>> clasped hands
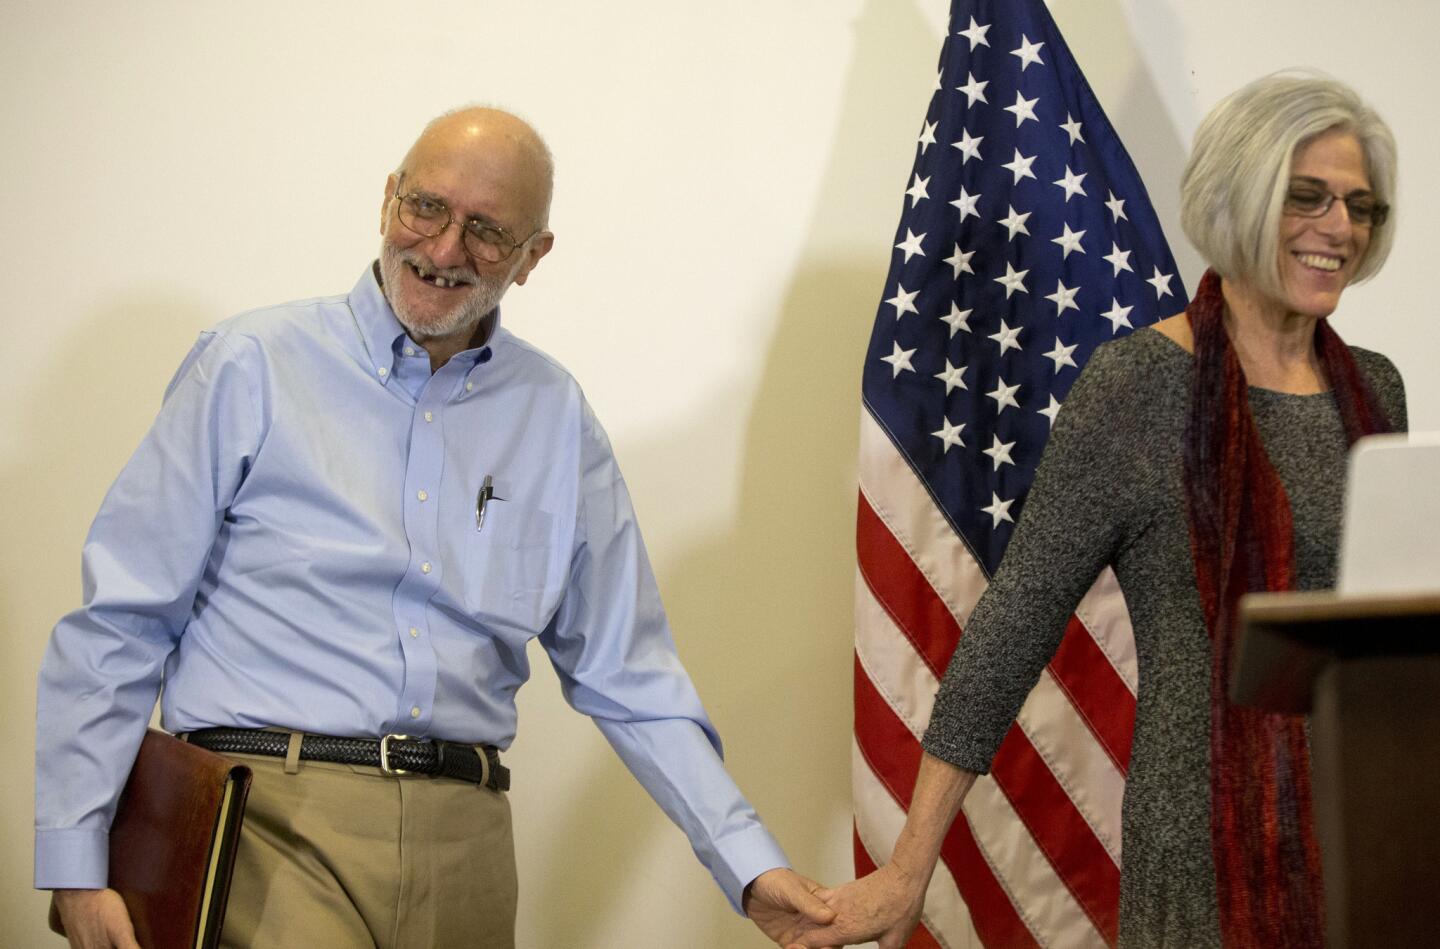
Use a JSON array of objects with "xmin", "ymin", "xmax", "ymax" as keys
[{"xmin": 745, "ymin": 861, "xmax": 927, "ymax": 949}]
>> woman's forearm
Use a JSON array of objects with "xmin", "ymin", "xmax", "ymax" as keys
[{"xmin": 889, "ymin": 752, "xmax": 978, "ymax": 886}]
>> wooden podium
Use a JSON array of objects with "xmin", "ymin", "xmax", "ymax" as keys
[{"xmin": 1234, "ymin": 590, "xmax": 1440, "ymax": 948}]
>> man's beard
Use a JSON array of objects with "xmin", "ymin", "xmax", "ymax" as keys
[{"xmin": 379, "ymin": 240, "xmax": 515, "ymax": 343}]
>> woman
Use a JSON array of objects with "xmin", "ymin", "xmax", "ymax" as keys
[{"xmin": 796, "ymin": 72, "xmax": 1405, "ymax": 948}]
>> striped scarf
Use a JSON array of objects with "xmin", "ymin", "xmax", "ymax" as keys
[{"xmin": 1182, "ymin": 268, "xmax": 1390, "ymax": 946}]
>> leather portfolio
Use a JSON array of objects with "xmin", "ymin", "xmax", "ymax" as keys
[{"xmin": 48, "ymin": 728, "xmax": 252, "ymax": 949}]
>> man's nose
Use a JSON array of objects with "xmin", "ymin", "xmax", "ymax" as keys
[{"xmin": 426, "ymin": 222, "xmax": 471, "ymax": 268}]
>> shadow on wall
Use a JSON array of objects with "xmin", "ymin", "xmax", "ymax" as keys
[
  {"xmin": 518, "ymin": 0, "xmax": 1192, "ymax": 944},
  {"xmin": 0, "ymin": 296, "xmax": 210, "ymax": 938},
  {"xmin": 509, "ymin": 1, "xmax": 1199, "ymax": 943},
  {"xmin": 516, "ymin": 0, "xmax": 942, "ymax": 944}
]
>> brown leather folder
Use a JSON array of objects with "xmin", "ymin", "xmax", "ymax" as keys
[{"xmin": 48, "ymin": 729, "xmax": 252, "ymax": 949}]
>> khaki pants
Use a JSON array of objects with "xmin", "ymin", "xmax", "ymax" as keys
[{"xmin": 218, "ymin": 748, "xmax": 517, "ymax": 949}]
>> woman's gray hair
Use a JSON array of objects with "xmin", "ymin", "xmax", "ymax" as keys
[{"xmin": 1180, "ymin": 70, "xmax": 1397, "ymax": 300}]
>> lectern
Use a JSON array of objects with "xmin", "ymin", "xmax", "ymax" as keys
[{"xmin": 1234, "ymin": 590, "xmax": 1440, "ymax": 948}]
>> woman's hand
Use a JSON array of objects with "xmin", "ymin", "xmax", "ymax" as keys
[{"xmin": 783, "ymin": 861, "xmax": 928, "ymax": 949}]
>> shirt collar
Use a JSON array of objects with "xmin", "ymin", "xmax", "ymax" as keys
[{"xmin": 348, "ymin": 261, "xmax": 505, "ymax": 383}]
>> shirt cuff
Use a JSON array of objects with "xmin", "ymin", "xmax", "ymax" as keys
[
  {"xmin": 706, "ymin": 821, "xmax": 790, "ymax": 914},
  {"xmin": 34, "ymin": 829, "xmax": 109, "ymax": 889}
]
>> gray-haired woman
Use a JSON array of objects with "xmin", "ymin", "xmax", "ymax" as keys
[{"xmin": 791, "ymin": 72, "xmax": 1406, "ymax": 949}]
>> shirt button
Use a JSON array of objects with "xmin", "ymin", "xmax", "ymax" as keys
[
  {"xmin": 409, "ymin": 627, "xmax": 419, "ymax": 638},
  {"xmin": 465, "ymin": 382, "xmax": 474, "ymax": 391},
  {"xmin": 410, "ymin": 706, "xmax": 421, "ymax": 719},
  {"xmin": 404, "ymin": 346, "xmax": 415, "ymax": 356},
  {"xmin": 421, "ymin": 562, "xmax": 432, "ymax": 574},
  {"xmin": 378, "ymin": 367, "xmax": 389, "ymax": 378},
  {"xmin": 417, "ymin": 490, "xmax": 428, "ymax": 502},
  {"xmin": 424, "ymin": 411, "xmax": 434, "ymax": 423}
]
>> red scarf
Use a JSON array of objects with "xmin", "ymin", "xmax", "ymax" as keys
[{"xmin": 1182, "ymin": 269, "xmax": 1389, "ymax": 946}]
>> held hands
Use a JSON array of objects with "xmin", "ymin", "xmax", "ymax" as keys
[
  {"xmin": 52, "ymin": 889, "xmax": 141, "ymax": 949},
  {"xmin": 743, "ymin": 868, "xmax": 837, "ymax": 946},
  {"xmin": 783, "ymin": 861, "xmax": 929, "ymax": 949}
]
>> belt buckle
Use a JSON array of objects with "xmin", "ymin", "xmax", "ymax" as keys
[{"xmin": 379, "ymin": 734, "xmax": 410, "ymax": 776}]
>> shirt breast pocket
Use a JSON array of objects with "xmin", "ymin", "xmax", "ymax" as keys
[{"xmin": 462, "ymin": 499, "xmax": 555, "ymax": 633}]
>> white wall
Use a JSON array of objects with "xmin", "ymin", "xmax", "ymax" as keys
[{"xmin": 3, "ymin": 1, "xmax": 1434, "ymax": 945}]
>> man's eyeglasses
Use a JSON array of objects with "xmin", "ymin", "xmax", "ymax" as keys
[
  {"xmin": 1283, "ymin": 180, "xmax": 1389, "ymax": 227},
  {"xmin": 391, "ymin": 173, "xmax": 540, "ymax": 263}
]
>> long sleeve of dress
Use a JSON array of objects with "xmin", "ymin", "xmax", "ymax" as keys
[{"xmin": 922, "ymin": 339, "xmax": 1176, "ymax": 771}]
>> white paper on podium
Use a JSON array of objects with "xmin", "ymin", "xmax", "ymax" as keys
[{"xmin": 1337, "ymin": 431, "xmax": 1440, "ymax": 595}]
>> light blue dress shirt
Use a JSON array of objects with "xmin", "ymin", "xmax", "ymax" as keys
[{"xmin": 35, "ymin": 265, "xmax": 787, "ymax": 910}]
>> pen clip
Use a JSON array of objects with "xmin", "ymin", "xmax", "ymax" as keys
[{"xmin": 476, "ymin": 474, "xmax": 504, "ymax": 531}]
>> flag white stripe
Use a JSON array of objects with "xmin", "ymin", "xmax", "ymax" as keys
[
  {"xmin": 859, "ymin": 411, "xmax": 988, "ymax": 628},
  {"xmin": 1014, "ymin": 671, "xmax": 1126, "ymax": 861},
  {"xmin": 1075, "ymin": 567, "xmax": 1139, "ymax": 693}
]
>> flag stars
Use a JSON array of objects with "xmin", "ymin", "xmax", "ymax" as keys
[
  {"xmin": 950, "ymin": 186, "xmax": 981, "ymax": 221},
  {"xmin": 934, "ymin": 360, "xmax": 968, "ymax": 394},
  {"xmin": 1046, "ymin": 281, "xmax": 1080, "ymax": 315},
  {"xmin": 906, "ymin": 174, "xmax": 931, "ymax": 206},
  {"xmin": 1045, "ymin": 338, "xmax": 1079, "ymax": 373},
  {"xmin": 1148, "ymin": 266, "xmax": 1176, "ymax": 300},
  {"xmin": 982, "ymin": 492, "xmax": 1016, "ymax": 527},
  {"xmin": 1002, "ymin": 149, "xmax": 1037, "ymax": 184},
  {"xmin": 956, "ymin": 16, "xmax": 990, "ymax": 50},
  {"xmin": 886, "ymin": 284, "xmax": 920, "ymax": 318},
  {"xmin": 987, "ymin": 376, "xmax": 1021, "ymax": 413},
  {"xmin": 1053, "ymin": 166, "xmax": 1088, "ymax": 202},
  {"xmin": 956, "ymin": 72, "xmax": 989, "ymax": 107},
  {"xmin": 1060, "ymin": 113, "xmax": 1085, "ymax": 145},
  {"xmin": 994, "ymin": 262, "xmax": 1029, "ymax": 298},
  {"xmin": 1039, "ymin": 394, "xmax": 1062, "ymax": 427},
  {"xmin": 895, "ymin": 229, "xmax": 927, "ymax": 263},
  {"xmin": 1101, "ymin": 298, "xmax": 1134, "ymax": 333},
  {"xmin": 983, "ymin": 435, "xmax": 1017, "ymax": 471},
  {"xmin": 1051, "ymin": 224, "xmax": 1086, "ymax": 258},
  {"xmin": 1106, "ymin": 190, "xmax": 1128, "ymax": 222},
  {"xmin": 1010, "ymin": 35, "xmax": 1046, "ymax": 71},
  {"xmin": 881, "ymin": 342, "xmax": 917, "ymax": 378},
  {"xmin": 998, "ymin": 205, "xmax": 1032, "ymax": 240},
  {"xmin": 988, "ymin": 320, "xmax": 1023, "ymax": 355},
  {"xmin": 943, "ymin": 244, "xmax": 975, "ymax": 278},
  {"xmin": 940, "ymin": 303, "xmax": 974, "ymax": 337},
  {"xmin": 932, "ymin": 417, "xmax": 966, "ymax": 453},
  {"xmin": 918, "ymin": 120, "xmax": 938, "ymax": 154},
  {"xmin": 1104, "ymin": 242, "xmax": 1133, "ymax": 276},
  {"xmin": 950, "ymin": 128, "xmax": 983, "ymax": 163},
  {"xmin": 1004, "ymin": 91, "xmax": 1040, "ymax": 127}
]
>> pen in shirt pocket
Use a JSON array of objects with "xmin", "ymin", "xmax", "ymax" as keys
[{"xmin": 476, "ymin": 474, "xmax": 506, "ymax": 531}]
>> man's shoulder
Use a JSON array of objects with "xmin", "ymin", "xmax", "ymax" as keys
[
  {"xmin": 207, "ymin": 291, "xmax": 352, "ymax": 345},
  {"xmin": 490, "ymin": 328, "xmax": 582, "ymax": 389}
]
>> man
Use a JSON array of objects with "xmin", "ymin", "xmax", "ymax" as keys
[{"xmin": 36, "ymin": 107, "xmax": 832, "ymax": 948}]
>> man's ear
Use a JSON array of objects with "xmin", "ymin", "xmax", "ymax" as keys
[
  {"xmin": 512, "ymin": 231, "xmax": 555, "ymax": 287},
  {"xmin": 380, "ymin": 173, "xmax": 399, "ymax": 235}
]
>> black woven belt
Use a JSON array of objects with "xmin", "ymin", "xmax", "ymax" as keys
[{"xmin": 186, "ymin": 727, "xmax": 510, "ymax": 792}]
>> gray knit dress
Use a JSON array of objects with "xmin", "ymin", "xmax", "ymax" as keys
[{"xmin": 920, "ymin": 328, "xmax": 1407, "ymax": 947}]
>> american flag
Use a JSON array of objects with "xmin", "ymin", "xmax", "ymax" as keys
[{"xmin": 852, "ymin": 1, "xmax": 1188, "ymax": 946}]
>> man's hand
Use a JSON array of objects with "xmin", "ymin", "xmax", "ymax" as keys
[
  {"xmin": 783, "ymin": 861, "xmax": 927, "ymax": 949},
  {"xmin": 743, "ymin": 868, "xmax": 836, "ymax": 946},
  {"xmin": 52, "ymin": 889, "xmax": 141, "ymax": 949}
]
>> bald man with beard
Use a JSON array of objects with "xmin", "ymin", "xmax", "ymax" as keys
[{"xmin": 36, "ymin": 108, "xmax": 833, "ymax": 948}]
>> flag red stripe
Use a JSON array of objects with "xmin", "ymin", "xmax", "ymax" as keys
[
  {"xmin": 855, "ymin": 655, "xmax": 1039, "ymax": 949},
  {"xmin": 857, "ymin": 535, "xmax": 1121, "ymax": 943},
  {"xmin": 1049, "ymin": 616, "xmax": 1136, "ymax": 772},
  {"xmin": 991, "ymin": 723, "xmax": 1122, "ymax": 945},
  {"xmin": 857, "ymin": 492, "xmax": 963, "ymax": 677}
]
